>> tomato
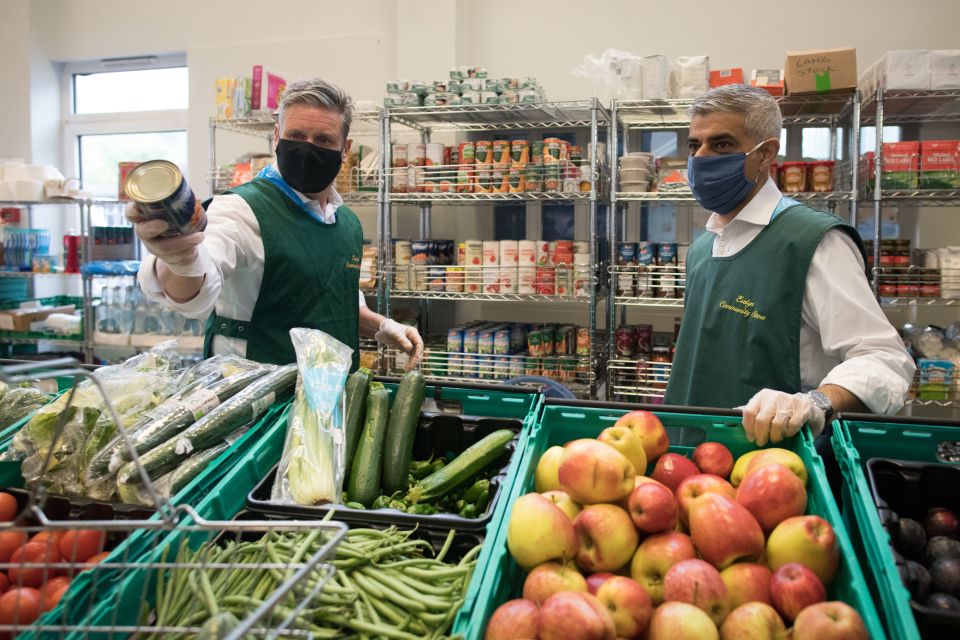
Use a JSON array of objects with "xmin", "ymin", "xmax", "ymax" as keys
[
  {"xmin": 38, "ymin": 577, "xmax": 70, "ymax": 598},
  {"xmin": 29, "ymin": 531, "xmax": 64, "ymax": 546},
  {"xmin": 0, "ymin": 494, "xmax": 17, "ymax": 523},
  {"xmin": 0, "ymin": 531, "xmax": 27, "ymax": 564},
  {"xmin": 83, "ymin": 552, "xmax": 110, "ymax": 566},
  {"xmin": 8, "ymin": 542, "xmax": 62, "ymax": 588},
  {"xmin": 41, "ymin": 585, "xmax": 68, "ymax": 612},
  {"xmin": 0, "ymin": 587, "xmax": 43, "ymax": 626},
  {"xmin": 58, "ymin": 530, "xmax": 106, "ymax": 564}
]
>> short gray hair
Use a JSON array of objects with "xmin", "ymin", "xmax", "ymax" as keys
[
  {"xmin": 279, "ymin": 77, "xmax": 354, "ymax": 143},
  {"xmin": 689, "ymin": 85, "xmax": 782, "ymax": 143}
]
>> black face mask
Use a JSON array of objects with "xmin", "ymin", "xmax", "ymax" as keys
[{"xmin": 275, "ymin": 139, "xmax": 343, "ymax": 193}]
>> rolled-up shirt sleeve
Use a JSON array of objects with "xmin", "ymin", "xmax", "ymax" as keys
[{"xmin": 803, "ymin": 230, "xmax": 916, "ymax": 415}]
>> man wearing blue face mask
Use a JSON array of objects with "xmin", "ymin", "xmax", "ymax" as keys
[
  {"xmin": 664, "ymin": 84, "xmax": 914, "ymax": 446},
  {"xmin": 132, "ymin": 78, "xmax": 423, "ymax": 370}
]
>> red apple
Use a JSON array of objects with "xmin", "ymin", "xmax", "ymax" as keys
[
  {"xmin": 648, "ymin": 601, "xmax": 719, "ymax": 640},
  {"xmin": 598, "ymin": 426, "xmax": 648, "ymax": 474},
  {"xmin": 770, "ymin": 563, "xmax": 826, "ymax": 623},
  {"xmin": 627, "ymin": 478, "xmax": 677, "ymax": 533},
  {"xmin": 613, "ymin": 410, "xmax": 669, "ymax": 463},
  {"xmin": 507, "ymin": 493, "xmax": 578, "ymax": 570},
  {"xmin": 745, "ymin": 449, "xmax": 808, "ymax": 486},
  {"xmin": 663, "ymin": 559, "xmax": 730, "ymax": 625},
  {"xmin": 573, "ymin": 504, "xmax": 639, "ymax": 573},
  {"xmin": 541, "ymin": 490, "xmax": 581, "ymax": 520},
  {"xmin": 522, "ymin": 562, "xmax": 588, "ymax": 605},
  {"xmin": 689, "ymin": 493, "xmax": 765, "ymax": 569},
  {"xmin": 586, "ymin": 572, "xmax": 616, "ymax": 595},
  {"xmin": 596, "ymin": 576, "xmax": 653, "ymax": 639},
  {"xmin": 485, "ymin": 598, "xmax": 538, "ymax": 640},
  {"xmin": 559, "ymin": 439, "xmax": 636, "ymax": 504},
  {"xmin": 719, "ymin": 602, "xmax": 786, "ymax": 640},
  {"xmin": 693, "ymin": 442, "xmax": 734, "ymax": 479},
  {"xmin": 721, "ymin": 563, "xmax": 773, "ymax": 609},
  {"xmin": 766, "ymin": 515, "xmax": 839, "ymax": 584},
  {"xmin": 736, "ymin": 463, "xmax": 807, "ymax": 534},
  {"xmin": 538, "ymin": 591, "xmax": 616, "ymax": 640},
  {"xmin": 651, "ymin": 453, "xmax": 699, "ymax": 493},
  {"xmin": 676, "ymin": 474, "xmax": 736, "ymax": 527},
  {"xmin": 629, "ymin": 531, "xmax": 697, "ymax": 604},
  {"xmin": 792, "ymin": 601, "xmax": 868, "ymax": 640}
]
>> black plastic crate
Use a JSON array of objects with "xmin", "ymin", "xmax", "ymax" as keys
[
  {"xmin": 245, "ymin": 411, "xmax": 523, "ymax": 531},
  {"xmin": 3, "ymin": 486, "xmax": 155, "ymax": 522},
  {"xmin": 866, "ymin": 457, "xmax": 960, "ymax": 638}
]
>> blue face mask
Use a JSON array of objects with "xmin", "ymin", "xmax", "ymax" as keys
[{"xmin": 687, "ymin": 140, "xmax": 769, "ymax": 215}]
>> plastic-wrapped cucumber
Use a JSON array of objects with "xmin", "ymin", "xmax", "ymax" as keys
[
  {"xmin": 0, "ymin": 387, "xmax": 52, "ymax": 430},
  {"xmin": 118, "ymin": 441, "xmax": 232, "ymax": 506}
]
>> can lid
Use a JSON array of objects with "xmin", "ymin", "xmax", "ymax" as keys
[{"xmin": 124, "ymin": 160, "xmax": 182, "ymax": 203}]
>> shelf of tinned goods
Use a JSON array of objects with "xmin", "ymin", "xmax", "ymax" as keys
[
  {"xmin": 209, "ymin": 109, "xmax": 383, "ymax": 137},
  {"xmin": 614, "ymin": 190, "xmax": 856, "ymax": 203},
  {"xmin": 907, "ymin": 368, "xmax": 960, "ymax": 408},
  {"xmin": 607, "ymin": 357, "xmax": 673, "ymax": 402},
  {"xmin": 384, "ymin": 264, "xmax": 600, "ymax": 303},
  {"xmin": 389, "ymin": 191, "xmax": 592, "ymax": 204},
  {"xmin": 860, "ymin": 88, "xmax": 960, "ymax": 124},
  {"xmin": 610, "ymin": 264, "xmax": 685, "ymax": 308},
  {"xmin": 875, "ymin": 266, "xmax": 960, "ymax": 307},
  {"xmin": 386, "ymin": 100, "xmax": 609, "ymax": 132}
]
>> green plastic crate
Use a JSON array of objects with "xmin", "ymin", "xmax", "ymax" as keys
[
  {"xmin": 379, "ymin": 376, "xmax": 541, "ymax": 419},
  {"xmin": 833, "ymin": 414, "xmax": 960, "ymax": 640},
  {"xmin": 451, "ymin": 400, "xmax": 887, "ymax": 640}
]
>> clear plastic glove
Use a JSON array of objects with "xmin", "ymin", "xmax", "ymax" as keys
[
  {"xmin": 740, "ymin": 389, "xmax": 826, "ymax": 447},
  {"xmin": 126, "ymin": 204, "xmax": 206, "ymax": 277},
  {"xmin": 375, "ymin": 319, "xmax": 424, "ymax": 371}
]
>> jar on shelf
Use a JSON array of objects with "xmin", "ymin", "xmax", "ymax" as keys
[{"xmin": 650, "ymin": 347, "xmax": 671, "ymax": 389}]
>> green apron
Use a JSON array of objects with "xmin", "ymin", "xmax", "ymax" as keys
[
  {"xmin": 203, "ymin": 177, "xmax": 363, "ymax": 370},
  {"xmin": 664, "ymin": 203, "xmax": 866, "ymax": 408}
]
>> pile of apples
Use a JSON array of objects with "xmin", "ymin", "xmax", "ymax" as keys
[{"xmin": 486, "ymin": 410, "xmax": 869, "ymax": 640}]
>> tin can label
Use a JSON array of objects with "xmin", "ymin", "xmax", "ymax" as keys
[
  {"xmin": 543, "ymin": 138, "xmax": 563, "ymax": 164},
  {"xmin": 617, "ymin": 242, "xmax": 638, "ymax": 264},
  {"xmin": 527, "ymin": 330, "xmax": 543, "ymax": 357},
  {"xmin": 576, "ymin": 328, "xmax": 591, "ymax": 356},
  {"xmin": 658, "ymin": 243, "xmax": 678, "ymax": 265},
  {"xmin": 492, "ymin": 141, "xmax": 511, "ymax": 165},
  {"xmin": 510, "ymin": 140, "xmax": 530, "ymax": 163},
  {"xmin": 637, "ymin": 242, "xmax": 655, "ymax": 265},
  {"xmin": 494, "ymin": 330, "xmax": 511, "ymax": 355},
  {"xmin": 447, "ymin": 328, "xmax": 464, "ymax": 352},
  {"xmin": 616, "ymin": 327, "xmax": 636, "ymax": 357},
  {"xmin": 475, "ymin": 141, "xmax": 493, "ymax": 164}
]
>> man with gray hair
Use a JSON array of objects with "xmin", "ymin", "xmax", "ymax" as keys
[
  {"xmin": 132, "ymin": 77, "xmax": 423, "ymax": 369},
  {"xmin": 664, "ymin": 84, "xmax": 913, "ymax": 445}
]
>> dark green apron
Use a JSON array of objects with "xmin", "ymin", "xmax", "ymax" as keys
[
  {"xmin": 203, "ymin": 178, "xmax": 362, "ymax": 370},
  {"xmin": 664, "ymin": 203, "xmax": 866, "ymax": 408}
]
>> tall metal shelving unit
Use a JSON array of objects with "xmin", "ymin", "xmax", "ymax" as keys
[
  {"xmin": 379, "ymin": 100, "xmax": 610, "ymax": 398},
  {"xmin": 607, "ymin": 93, "xmax": 860, "ymax": 402}
]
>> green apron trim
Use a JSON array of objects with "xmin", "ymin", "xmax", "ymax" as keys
[{"xmin": 664, "ymin": 203, "xmax": 865, "ymax": 409}]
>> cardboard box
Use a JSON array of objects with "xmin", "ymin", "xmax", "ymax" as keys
[
  {"xmin": 931, "ymin": 50, "xmax": 960, "ymax": 89},
  {"xmin": 751, "ymin": 69, "xmax": 784, "ymax": 96},
  {"xmin": 0, "ymin": 305, "xmax": 76, "ymax": 332},
  {"xmin": 710, "ymin": 68, "xmax": 744, "ymax": 88},
  {"xmin": 921, "ymin": 140, "xmax": 960, "ymax": 189},
  {"xmin": 784, "ymin": 48, "xmax": 857, "ymax": 94},
  {"xmin": 882, "ymin": 141, "xmax": 921, "ymax": 189}
]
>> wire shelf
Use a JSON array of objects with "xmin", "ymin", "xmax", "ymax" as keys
[
  {"xmin": 390, "ymin": 191, "xmax": 592, "ymax": 204},
  {"xmin": 210, "ymin": 115, "xmax": 277, "ymax": 137},
  {"xmin": 874, "ymin": 265, "xmax": 960, "ymax": 306},
  {"xmin": 614, "ymin": 191, "xmax": 855, "ymax": 204},
  {"xmin": 608, "ymin": 357, "xmax": 673, "ymax": 401},
  {"xmin": 861, "ymin": 89, "xmax": 960, "ymax": 124},
  {"xmin": 386, "ymin": 264, "xmax": 596, "ymax": 301},
  {"xmin": 610, "ymin": 264, "xmax": 685, "ymax": 301},
  {"xmin": 875, "ymin": 189, "xmax": 960, "ymax": 206},
  {"xmin": 387, "ymin": 100, "xmax": 609, "ymax": 132},
  {"xmin": 908, "ymin": 366, "xmax": 960, "ymax": 408},
  {"xmin": 0, "ymin": 336, "xmax": 85, "ymax": 347},
  {"xmin": 0, "ymin": 271, "xmax": 81, "ymax": 279}
]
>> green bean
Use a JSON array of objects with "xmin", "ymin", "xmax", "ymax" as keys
[
  {"xmin": 350, "ymin": 571, "xmax": 385, "ymax": 599},
  {"xmin": 318, "ymin": 614, "xmax": 426, "ymax": 640},
  {"xmin": 435, "ymin": 529, "xmax": 456, "ymax": 563},
  {"xmin": 385, "ymin": 568, "xmax": 457, "ymax": 599},
  {"xmin": 358, "ymin": 571, "xmax": 427, "ymax": 613},
  {"xmin": 404, "ymin": 565, "xmax": 472, "ymax": 581},
  {"xmin": 458, "ymin": 544, "xmax": 483, "ymax": 566},
  {"xmin": 355, "ymin": 583, "xmax": 382, "ymax": 627}
]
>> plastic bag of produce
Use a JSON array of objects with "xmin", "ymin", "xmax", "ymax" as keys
[
  {"xmin": 272, "ymin": 328, "xmax": 353, "ymax": 505},
  {"xmin": 0, "ymin": 386, "xmax": 52, "ymax": 430}
]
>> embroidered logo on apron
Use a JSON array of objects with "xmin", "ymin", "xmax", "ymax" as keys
[{"xmin": 719, "ymin": 294, "xmax": 767, "ymax": 321}]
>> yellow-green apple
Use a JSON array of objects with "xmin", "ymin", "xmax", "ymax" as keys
[
  {"xmin": 769, "ymin": 563, "xmax": 826, "ymax": 622},
  {"xmin": 630, "ymin": 531, "xmax": 697, "ymax": 604},
  {"xmin": 676, "ymin": 474, "xmax": 736, "ymax": 527},
  {"xmin": 663, "ymin": 558, "xmax": 730, "ymax": 625},
  {"xmin": 719, "ymin": 602, "xmax": 786, "ymax": 640},
  {"xmin": 586, "ymin": 572, "xmax": 616, "ymax": 595},
  {"xmin": 535, "ymin": 445, "xmax": 565, "ymax": 492},
  {"xmin": 484, "ymin": 598, "xmax": 539, "ymax": 640},
  {"xmin": 745, "ymin": 449, "xmax": 808, "ymax": 486},
  {"xmin": 693, "ymin": 442, "xmax": 735, "ymax": 479},
  {"xmin": 627, "ymin": 478, "xmax": 677, "ymax": 533},
  {"xmin": 522, "ymin": 561, "xmax": 588, "ymax": 605},
  {"xmin": 766, "ymin": 515, "xmax": 839, "ymax": 584},
  {"xmin": 573, "ymin": 504, "xmax": 639, "ymax": 573},
  {"xmin": 613, "ymin": 410, "xmax": 669, "ymax": 464},
  {"xmin": 792, "ymin": 601, "xmax": 868, "ymax": 640},
  {"xmin": 648, "ymin": 601, "xmax": 719, "ymax": 640},
  {"xmin": 736, "ymin": 463, "xmax": 807, "ymax": 534},
  {"xmin": 651, "ymin": 453, "xmax": 699, "ymax": 493},
  {"xmin": 730, "ymin": 450, "xmax": 765, "ymax": 487},
  {"xmin": 596, "ymin": 576, "xmax": 653, "ymax": 639},
  {"xmin": 507, "ymin": 493, "xmax": 578, "ymax": 570},
  {"xmin": 689, "ymin": 493, "xmax": 765, "ymax": 569},
  {"xmin": 559, "ymin": 439, "xmax": 636, "ymax": 504},
  {"xmin": 721, "ymin": 563, "xmax": 773, "ymax": 608},
  {"xmin": 599, "ymin": 426, "xmax": 648, "ymax": 474},
  {"xmin": 541, "ymin": 490, "xmax": 581, "ymax": 520},
  {"xmin": 538, "ymin": 591, "xmax": 616, "ymax": 640}
]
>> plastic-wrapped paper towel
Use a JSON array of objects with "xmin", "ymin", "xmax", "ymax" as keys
[
  {"xmin": 676, "ymin": 55, "xmax": 710, "ymax": 98},
  {"xmin": 940, "ymin": 247, "xmax": 960, "ymax": 299},
  {"xmin": 572, "ymin": 49, "xmax": 644, "ymax": 102},
  {"xmin": 641, "ymin": 55, "xmax": 671, "ymax": 100},
  {"xmin": 931, "ymin": 50, "xmax": 960, "ymax": 89}
]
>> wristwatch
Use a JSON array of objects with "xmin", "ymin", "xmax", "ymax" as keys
[{"xmin": 805, "ymin": 390, "xmax": 834, "ymax": 425}]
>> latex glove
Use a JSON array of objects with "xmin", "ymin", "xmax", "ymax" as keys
[
  {"xmin": 740, "ymin": 389, "xmax": 826, "ymax": 447},
  {"xmin": 376, "ymin": 319, "xmax": 424, "ymax": 371},
  {"xmin": 127, "ymin": 204, "xmax": 206, "ymax": 277}
]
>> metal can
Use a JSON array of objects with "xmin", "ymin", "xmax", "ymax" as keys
[
  {"xmin": 554, "ymin": 326, "xmax": 570, "ymax": 355},
  {"xmin": 536, "ymin": 267, "xmax": 556, "ymax": 295},
  {"xmin": 392, "ymin": 143, "xmax": 409, "ymax": 167},
  {"xmin": 543, "ymin": 138, "xmax": 564, "ymax": 164},
  {"xmin": 635, "ymin": 324, "xmax": 653, "ymax": 356},
  {"xmin": 494, "ymin": 329, "xmax": 512, "ymax": 355},
  {"xmin": 524, "ymin": 164, "xmax": 542, "ymax": 192},
  {"xmin": 617, "ymin": 242, "xmax": 638, "ymax": 264},
  {"xmin": 616, "ymin": 326, "xmax": 636, "ymax": 357},
  {"xmin": 510, "ymin": 324, "xmax": 527, "ymax": 352},
  {"xmin": 518, "ymin": 267, "xmax": 537, "ymax": 293},
  {"xmin": 541, "ymin": 326, "xmax": 556, "ymax": 356},
  {"xmin": 556, "ymin": 265, "xmax": 574, "ymax": 296},
  {"xmin": 651, "ymin": 347, "xmax": 672, "ymax": 389},
  {"xmin": 475, "ymin": 141, "xmax": 493, "ymax": 165},
  {"xmin": 524, "ymin": 356, "xmax": 542, "ymax": 376},
  {"xmin": 510, "ymin": 355, "xmax": 525, "ymax": 378},
  {"xmin": 124, "ymin": 160, "xmax": 207, "ymax": 237},
  {"xmin": 510, "ymin": 140, "xmax": 530, "ymax": 164},
  {"xmin": 478, "ymin": 329, "xmax": 495, "ymax": 355},
  {"xmin": 576, "ymin": 328, "xmax": 591, "ymax": 356},
  {"xmin": 407, "ymin": 143, "xmax": 427, "ymax": 166},
  {"xmin": 544, "ymin": 165, "xmax": 561, "ymax": 192},
  {"xmin": 616, "ymin": 268, "xmax": 635, "ymax": 297},
  {"xmin": 657, "ymin": 243, "xmax": 678, "ymax": 265},
  {"xmin": 492, "ymin": 140, "xmax": 512, "ymax": 165},
  {"xmin": 541, "ymin": 357, "xmax": 559, "ymax": 380},
  {"xmin": 391, "ymin": 167, "xmax": 409, "ymax": 193},
  {"xmin": 637, "ymin": 242, "xmax": 655, "ymax": 265},
  {"xmin": 531, "ymin": 141, "xmax": 544, "ymax": 163},
  {"xmin": 509, "ymin": 163, "xmax": 526, "ymax": 193},
  {"xmin": 527, "ymin": 329, "xmax": 543, "ymax": 357}
]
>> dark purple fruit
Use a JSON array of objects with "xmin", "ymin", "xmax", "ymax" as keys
[
  {"xmin": 924, "ymin": 592, "xmax": 960, "ymax": 612},
  {"xmin": 924, "ymin": 537, "xmax": 960, "ymax": 566},
  {"xmin": 929, "ymin": 558, "xmax": 960, "ymax": 597},
  {"xmin": 903, "ymin": 560, "xmax": 932, "ymax": 602},
  {"xmin": 925, "ymin": 507, "xmax": 960, "ymax": 540},
  {"xmin": 895, "ymin": 518, "xmax": 927, "ymax": 559}
]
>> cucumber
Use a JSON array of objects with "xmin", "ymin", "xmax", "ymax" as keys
[
  {"xmin": 347, "ymin": 382, "xmax": 389, "ymax": 506},
  {"xmin": 381, "ymin": 370, "xmax": 425, "ymax": 495},
  {"xmin": 406, "ymin": 429, "xmax": 514, "ymax": 504},
  {"xmin": 169, "ymin": 441, "xmax": 231, "ymax": 497},
  {"xmin": 116, "ymin": 364, "xmax": 296, "ymax": 489},
  {"xmin": 343, "ymin": 367, "xmax": 372, "ymax": 480}
]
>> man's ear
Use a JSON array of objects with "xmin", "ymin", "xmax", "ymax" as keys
[
  {"xmin": 759, "ymin": 138, "xmax": 781, "ymax": 169},
  {"xmin": 343, "ymin": 138, "xmax": 353, "ymax": 160},
  {"xmin": 273, "ymin": 122, "xmax": 280, "ymax": 153}
]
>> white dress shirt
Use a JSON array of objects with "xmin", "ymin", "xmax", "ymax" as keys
[
  {"xmin": 702, "ymin": 177, "xmax": 915, "ymax": 415},
  {"xmin": 139, "ymin": 171, "xmax": 367, "ymax": 358}
]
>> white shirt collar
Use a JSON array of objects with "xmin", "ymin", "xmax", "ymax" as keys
[
  {"xmin": 271, "ymin": 162, "xmax": 342, "ymax": 221},
  {"xmin": 705, "ymin": 177, "xmax": 783, "ymax": 234}
]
